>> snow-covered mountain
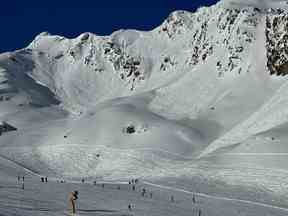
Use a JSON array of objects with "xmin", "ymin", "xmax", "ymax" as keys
[{"xmin": 1, "ymin": 0, "xmax": 288, "ymax": 179}]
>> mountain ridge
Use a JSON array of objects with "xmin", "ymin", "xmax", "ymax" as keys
[{"xmin": 1, "ymin": 1, "xmax": 288, "ymax": 177}]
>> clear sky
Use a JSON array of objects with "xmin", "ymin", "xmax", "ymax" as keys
[{"xmin": 0, "ymin": 0, "xmax": 219, "ymax": 53}]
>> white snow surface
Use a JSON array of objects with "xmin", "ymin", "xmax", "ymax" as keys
[
  {"xmin": 2, "ymin": 0, "xmax": 288, "ymax": 214},
  {"xmin": 2, "ymin": 159, "xmax": 288, "ymax": 216}
]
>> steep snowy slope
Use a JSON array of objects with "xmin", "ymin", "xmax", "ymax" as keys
[
  {"xmin": 0, "ymin": 94, "xmax": 207, "ymax": 178},
  {"xmin": 2, "ymin": 0, "xmax": 288, "ymax": 180},
  {"xmin": 0, "ymin": 52, "xmax": 60, "ymax": 115}
]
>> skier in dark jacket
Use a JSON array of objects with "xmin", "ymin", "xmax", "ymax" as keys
[{"xmin": 141, "ymin": 188, "xmax": 146, "ymax": 196}]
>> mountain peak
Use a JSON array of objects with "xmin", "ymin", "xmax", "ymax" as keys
[{"xmin": 221, "ymin": 0, "xmax": 288, "ymax": 12}]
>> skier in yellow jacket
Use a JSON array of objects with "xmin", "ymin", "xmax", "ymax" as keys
[{"xmin": 68, "ymin": 191, "xmax": 78, "ymax": 214}]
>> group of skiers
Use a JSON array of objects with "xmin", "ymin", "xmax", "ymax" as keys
[
  {"xmin": 17, "ymin": 174, "xmax": 198, "ymax": 215},
  {"xmin": 128, "ymin": 179, "xmax": 138, "ymax": 191},
  {"xmin": 17, "ymin": 175, "xmax": 25, "ymax": 182},
  {"xmin": 40, "ymin": 176, "xmax": 48, "ymax": 183},
  {"xmin": 68, "ymin": 182, "xmax": 198, "ymax": 215},
  {"xmin": 128, "ymin": 178, "xmax": 139, "ymax": 184}
]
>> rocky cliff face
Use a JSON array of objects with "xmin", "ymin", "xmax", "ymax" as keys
[{"xmin": 266, "ymin": 12, "xmax": 288, "ymax": 76}]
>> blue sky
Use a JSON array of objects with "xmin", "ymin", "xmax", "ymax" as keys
[{"xmin": 0, "ymin": 0, "xmax": 219, "ymax": 53}]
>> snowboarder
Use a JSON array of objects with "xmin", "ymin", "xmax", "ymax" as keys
[
  {"xmin": 45, "ymin": 177, "xmax": 48, "ymax": 183},
  {"xmin": 68, "ymin": 190, "xmax": 78, "ymax": 214},
  {"xmin": 41, "ymin": 177, "xmax": 44, "ymax": 182}
]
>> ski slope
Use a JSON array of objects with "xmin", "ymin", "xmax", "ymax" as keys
[
  {"xmin": 1, "ymin": 0, "xmax": 288, "ymax": 215},
  {"xmin": 0, "ymin": 155, "xmax": 288, "ymax": 216}
]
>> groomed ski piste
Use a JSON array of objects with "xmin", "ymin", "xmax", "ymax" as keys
[
  {"xmin": 2, "ymin": 0, "xmax": 288, "ymax": 215},
  {"xmin": 1, "ymin": 156, "xmax": 288, "ymax": 216}
]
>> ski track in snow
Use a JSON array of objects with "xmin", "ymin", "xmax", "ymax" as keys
[{"xmin": 142, "ymin": 181, "xmax": 288, "ymax": 213}]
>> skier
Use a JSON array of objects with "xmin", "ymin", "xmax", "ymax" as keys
[
  {"xmin": 68, "ymin": 191, "xmax": 78, "ymax": 214},
  {"xmin": 128, "ymin": 204, "xmax": 132, "ymax": 211},
  {"xmin": 41, "ymin": 177, "xmax": 44, "ymax": 182},
  {"xmin": 141, "ymin": 188, "xmax": 146, "ymax": 197},
  {"xmin": 19, "ymin": 175, "xmax": 25, "ymax": 189},
  {"xmin": 45, "ymin": 177, "xmax": 48, "ymax": 183},
  {"xmin": 192, "ymin": 194, "xmax": 196, "ymax": 204},
  {"xmin": 132, "ymin": 185, "xmax": 136, "ymax": 191}
]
